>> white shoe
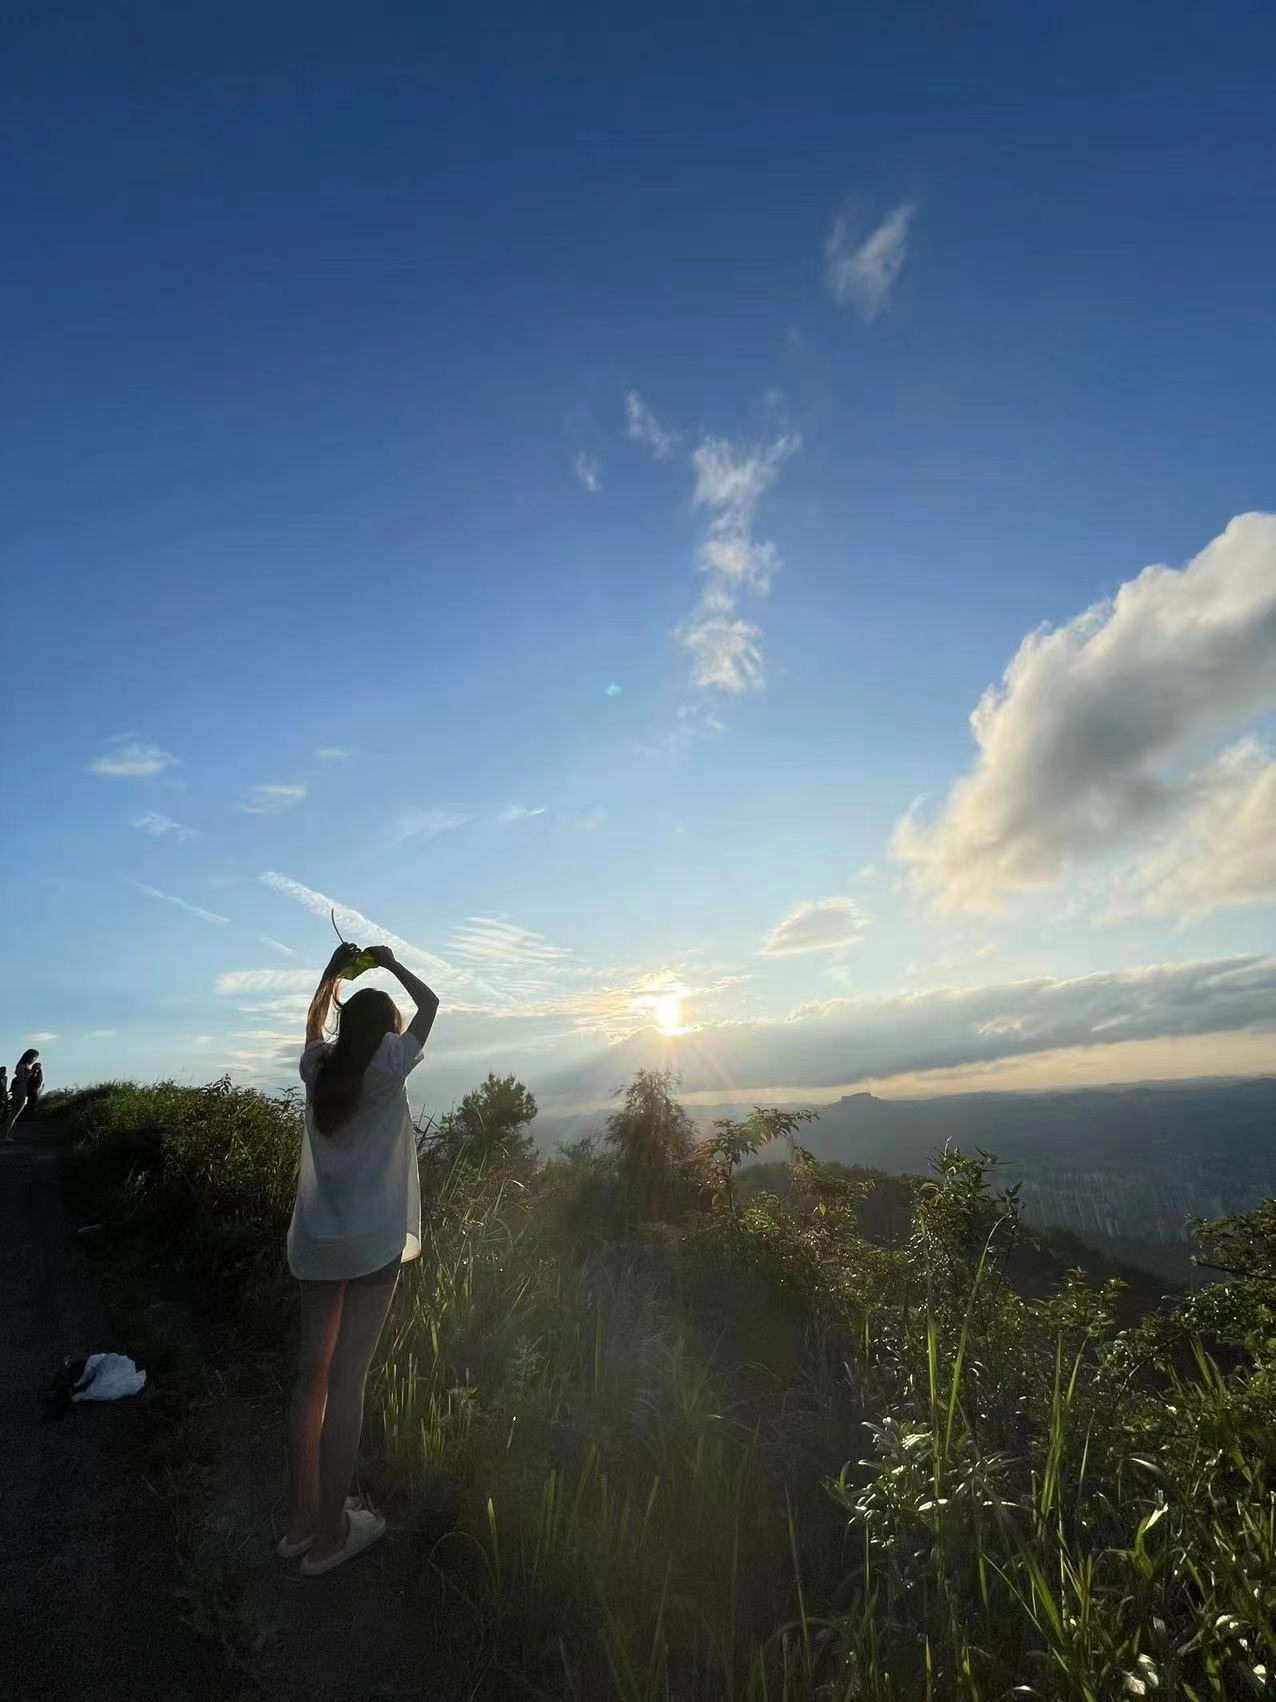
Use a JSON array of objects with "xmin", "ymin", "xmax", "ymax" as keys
[
  {"xmin": 276, "ymin": 1495, "xmax": 364, "ymax": 1558},
  {"xmin": 299, "ymin": 1506, "xmax": 386, "ymax": 1575}
]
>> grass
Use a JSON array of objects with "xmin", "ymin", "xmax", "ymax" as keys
[{"xmin": 45, "ymin": 1073, "xmax": 1276, "ymax": 1701}]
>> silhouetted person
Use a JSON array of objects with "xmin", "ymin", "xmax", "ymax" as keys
[
  {"xmin": 279, "ymin": 940, "xmax": 438, "ymax": 1575},
  {"xmin": 26, "ymin": 1059, "xmax": 43, "ymax": 1114},
  {"xmin": 8, "ymin": 1049, "xmax": 38, "ymax": 1131}
]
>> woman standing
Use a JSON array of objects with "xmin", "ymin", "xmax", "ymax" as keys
[
  {"xmin": 279, "ymin": 942, "xmax": 439, "ymax": 1575},
  {"xmin": 8, "ymin": 1050, "xmax": 37, "ymax": 1131}
]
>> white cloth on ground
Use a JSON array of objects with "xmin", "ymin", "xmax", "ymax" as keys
[
  {"xmin": 73, "ymin": 1352, "xmax": 147, "ymax": 1402},
  {"xmin": 288, "ymin": 1031, "xmax": 424, "ymax": 1281}
]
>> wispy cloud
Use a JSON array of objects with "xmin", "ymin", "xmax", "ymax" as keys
[
  {"xmin": 825, "ymin": 202, "xmax": 915, "ymax": 321},
  {"xmin": 677, "ymin": 432, "xmax": 800, "ymax": 692},
  {"xmin": 83, "ymin": 1028, "xmax": 118, "ymax": 1040},
  {"xmin": 239, "ymin": 783, "xmax": 307, "ymax": 816},
  {"xmin": 259, "ymin": 935, "xmax": 296, "ymax": 956},
  {"xmin": 315, "ymin": 747, "xmax": 351, "ymax": 763},
  {"xmin": 133, "ymin": 810, "xmax": 196, "ymax": 841},
  {"xmin": 28, "ymin": 1031, "xmax": 57, "ymax": 1043},
  {"xmin": 573, "ymin": 451, "xmax": 602, "ymax": 495},
  {"xmin": 567, "ymin": 806, "xmax": 607, "ymax": 832},
  {"xmin": 131, "ymin": 881, "xmax": 230, "ymax": 926},
  {"xmin": 88, "ymin": 737, "xmax": 179, "ymax": 778},
  {"xmin": 217, "ymin": 967, "xmax": 319, "ymax": 995},
  {"xmin": 390, "ymin": 808, "xmax": 469, "ymax": 845},
  {"xmin": 494, "ymin": 803, "xmax": 546, "ymax": 826},
  {"xmin": 447, "ymin": 916, "xmax": 574, "ymax": 970},
  {"xmin": 679, "ymin": 618, "xmax": 765, "ymax": 694},
  {"xmin": 625, "ymin": 391, "xmax": 679, "ymax": 460},
  {"xmin": 259, "ymin": 871, "xmax": 460, "ymax": 985},
  {"xmin": 760, "ymin": 896, "xmax": 868, "ymax": 956}
]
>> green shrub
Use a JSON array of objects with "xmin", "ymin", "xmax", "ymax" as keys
[{"xmin": 55, "ymin": 1073, "xmax": 1276, "ymax": 1699}]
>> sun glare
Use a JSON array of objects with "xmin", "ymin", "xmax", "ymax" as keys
[{"xmin": 631, "ymin": 984, "xmax": 694, "ymax": 1036}]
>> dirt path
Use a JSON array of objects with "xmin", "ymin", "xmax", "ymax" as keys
[
  {"xmin": 0, "ymin": 1120, "xmax": 246, "ymax": 1700},
  {"xmin": 0, "ymin": 1119, "xmax": 469, "ymax": 1702}
]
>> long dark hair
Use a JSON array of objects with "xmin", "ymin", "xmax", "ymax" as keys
[
  {"xmin": 16, "ymin": 1048, "xmax": 38, "ymax": 1070},
  {"xmin": 309, "ymin": 987, "xmax": 401, "ymax": 1135}
]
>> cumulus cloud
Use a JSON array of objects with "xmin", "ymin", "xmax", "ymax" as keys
[
  {"xmin": 573, "ymin": 451, "xmax": 602, "ymax": 495},
  {"xmin": 892, "ymin": 514, "xmax": 1276, "ymax": 915},
  {"xmin": 678, "ymin": 433, "xmax": 800, "ymax": 692},
  {"xmin": 315, "ymin": 747, "xmax": 351, "ymax": 763},
  {"xmin": 1125, "ymin": 739, "xmax": 1276, "ymax": 918},
  {"xmin": 824, "ymin": 202, "xmax": 915, "ymax": 320},
  {"xmin": 760, "ymin": 896, "xmax": 868, "ymax": 956},
  {"xmin": 625, "ymin": 391, "xmax": 678, "ymax": 460},
  {"xmin": 239, "ymin": 783, "xmax": 307, "ymax": 816},
  {"xmin": 88, "ymin": 737, "xmax": 179, "ymax": 777},
  {"xmin": 131, "ymin": 881, "xmax": 229, "ymax": 926},
  {"xmin": 494, "ymin": 803, "xmax": 546, "ymax": 826},
  {"xmin": 133, "ymin": 810, "xmax": 196, "ymax": 841}
]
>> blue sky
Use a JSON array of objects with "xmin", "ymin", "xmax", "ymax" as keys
[{"xmin": 5, "ymin": 2, "xmax": 1275, "ymax": 1109}]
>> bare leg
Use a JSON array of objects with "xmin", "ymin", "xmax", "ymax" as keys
[
  {"xmin": 285, "ymin": 1278, "xmax": 346, "ymax": 1544},
  {"xmin": 310, "ymin": 1262, "xmax": 399, "ymax": 1558}
]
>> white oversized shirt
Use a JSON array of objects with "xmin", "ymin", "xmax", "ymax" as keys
[{"xmin": 288, "ymin": 1031, "xmax": 424, "ymax": 1281}]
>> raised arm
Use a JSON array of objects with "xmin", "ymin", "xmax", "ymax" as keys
[
  {"xmin": 367, "ymin": 947, "xmax": 440, "ymax": 1047},
  {"xmin": 305, "ymin": 944, "xmax": 360, "ymax": 1044}
]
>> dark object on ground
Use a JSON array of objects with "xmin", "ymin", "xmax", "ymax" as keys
[{"xmin": 41, "ymin": 1355, "xmax": 89, "ymax": 1420}]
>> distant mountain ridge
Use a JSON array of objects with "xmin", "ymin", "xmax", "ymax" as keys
[{"xmin": 536, "ymin": 1076, "xmax": 1276, "ymax": 1283}]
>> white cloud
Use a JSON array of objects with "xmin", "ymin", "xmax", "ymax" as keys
[
  {"xmin": 1124, "ymin": 739, "xmax": 1276, "ymax": 919},
  {"xmin": 133, "ymin": 810, "xmax": 196, "ymax": 841},
  {"xmin": 625, "ymin": 391, "xmax": 678, "ymax": 460},
  {"xmin": 760, "ymin": 896, "xmax": 868, "ymax": 956},
  {"xmin": 892, "ymin": 514, "xmax": 1276, "ymax": 916},
  {"xmin": 315, "ymin": 747, "xmax": 351, "ymax": 763},
  {"xmin": 217, "ymin": 967, "xmax": 319, "ymax": 995},
  {"xmin": 239, "ymin": 783, "xmax": 307, "ymax": 816},
  {"xmin": 573, "ymin": 451, "xmax": 602, "ymax": 495},
  {"xmin": 259, "ymin": 870, "xmax": 461, "ymax": 987},
  {"xmin": 824, "ymin": 201, "xmax": 915, "ymax": 321},
  {"xmin": 391, "ymin": 808, "xmax": 469, "ymax": 845},
  {"xmin": 551, "ymin": 953, "xmax": 1276, "ymax": 1099},
  {"xmin": 447, "ymin": 916, "xmax": 574, "ymax": 970},
  {"xmin": 678, "ymin": 432, "xmax": 800, "ymax": 692},
  {"xmin": 679, "ymin": 617, "xmax": 765, "ymax": 693},
  {"xmin": 692, "ymin": 435, "xmax": 798, "ymax": 523},
  {"xmin": 259, "ymin": 935, "xmax": 296, "ymax": 956},
  {"xmin": 27, "ymin": 1031, "xmax": 57, "ymax": 1043},
  {"xmin": 131, "ymin": 881, "xmax": 230, "ymax": 926},
  {"xmin": 494, "ymin": 803, "xmax": 546, "ymax": 826},
  {"xmin": 88, "ymin": 737, "xmax": 179, "ymax": 778}
]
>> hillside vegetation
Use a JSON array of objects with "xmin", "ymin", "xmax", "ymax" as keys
[{"xmin": 48, "ymin": 1072, "xmax": 1276, "ymax": 1701}]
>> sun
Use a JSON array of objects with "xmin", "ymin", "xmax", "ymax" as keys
[{"xmin": 630, "ymin": 981, "xmax": 696, "ymax": 1037}]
